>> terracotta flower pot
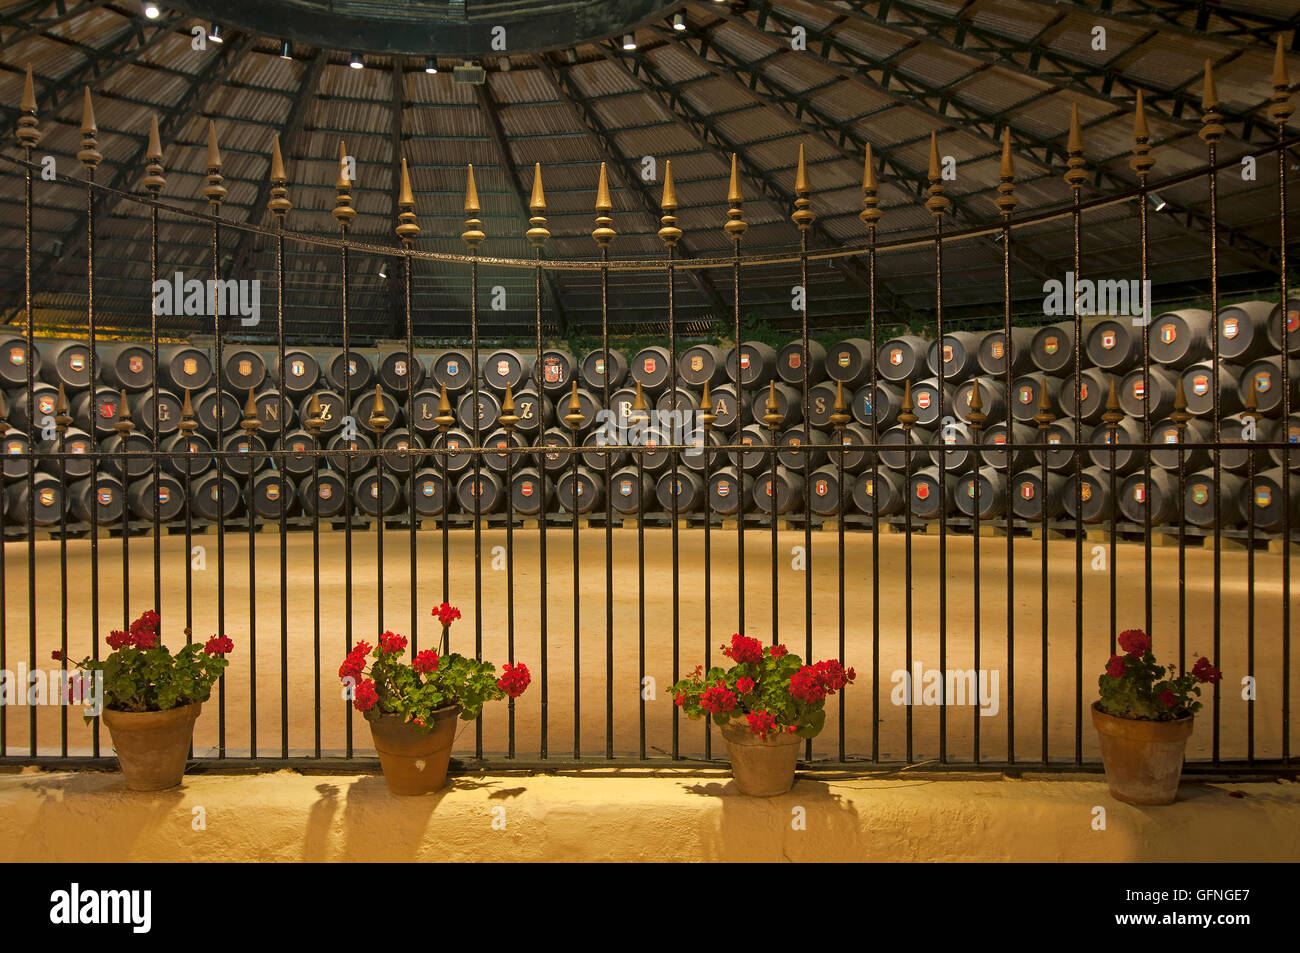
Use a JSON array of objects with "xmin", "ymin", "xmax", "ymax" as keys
[
  {"xmin": 1091, "ymin": 702, "xmax": 1194, "ymax": 805},
  {"xmin": 720, "ymin": 718, "xmax": 802, "ymax": 797},
  {"xmin": 101, "ymin": 702, "xmax": 201, "ymax": 792},
  {"xmin": 365, "ymin": 704, "xmax": 462, "ymax": 796}
]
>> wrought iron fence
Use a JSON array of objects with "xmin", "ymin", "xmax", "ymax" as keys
[{"xmin": 0, "ymin": 55, "xmax": 1295, "ymax": 772}]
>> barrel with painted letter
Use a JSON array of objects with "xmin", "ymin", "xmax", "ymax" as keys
[
  {"xmin": 456, "ymin": 388, "xmax": 501, "ymax": 434},
  {"xmin": 703, "ymin": 383, "xmax": 749, "ymax": 431},
  {"xmin": 352, "ymin": 387, "xmax": 402, "ymax": 432},
  {"xmin": 297, "ymin": 389, "xmax": 345, "ymax": 437},
  {"xmin": 509, "ymin": 386, "xmax": 553, "ymax": 437},
  {"xmin": 135, "ymin": 387, "xmax": 183, "ymax": 438},
  {"xmin": 253, "ymin": 389, "xmax": 293, "ymax": 437},
  {"xmin": 193, "ymin": 389, "xmax": 241, "ymax": 438}
]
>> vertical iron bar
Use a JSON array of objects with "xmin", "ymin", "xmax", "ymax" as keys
[{"xmin": 1272, "ymin": 45, "xmax": 1292, "ymax": 765}]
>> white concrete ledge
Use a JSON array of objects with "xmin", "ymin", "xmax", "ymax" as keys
[{"xmin": 1, "ymin": 768, "xmax": 1296, "ymax": 862}]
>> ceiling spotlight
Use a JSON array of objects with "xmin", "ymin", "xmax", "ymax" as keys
[
  {"xmin": 673, "ymin": 12, "xmax": 686, "ymax": 30},
  {"xmin": 424, "ymin": 57, "xmax": 437, "ymax": 74},
  {"xmin": 499, "ymin": 57, "xmax": 511, "ymax": 72},
  {"xmin": 622, "ymin": 33, "xmax": 636, "ymax": 50},
  {"xmin": 279, "ymin": 39, "xmax": 292, "ymax": 60},
  {"xmin": 349, "ymin": 51, "xmax": 364, "ymax": 69},
  {"xmin": 208, "ymin": 23, "xmax": 223, "ymax": 43},
  {"xmin": 143, "ymin": 2, "xmax": 160, "ymax": 19},
  {"xmin": 378, "ymin": 262, "xmax": 389, "ymax": 280},
  {"xmin": 1149, "ymin": 192, "xmax": 1168, "ymax": 212}
]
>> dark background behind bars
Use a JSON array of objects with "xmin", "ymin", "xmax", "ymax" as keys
[{"xmin": 0, "ymin": 118, "xmax": 1294, "ymax": 770}]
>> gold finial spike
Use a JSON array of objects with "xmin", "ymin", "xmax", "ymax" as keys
[
  {"xmin": 829, "ymin": 380, "xmax": 851, "ymax": 429},
  {"xmin": 1200, "ymin": 61, "xmax": 1225, "ymax": 144},
  {"xmin": 924, "ymin": 131, "xmax": 949, "ymax": 217},
  {"xmin": 724, "ymin": 152, "xmax": 748, "ymax": 239},
  {"xmin": 178, "ymin": 388, "xmax": 197, "ymax": 434},
  {"xmin": 995, "ymin": 127, "xmax": 1018, "ymax": 217},
  {"xmin": 304, "ymin": 394, "xmax": 324, "ymax": 436},
  {"xmin": 396, "ymin": 157, "xmax": 421, "ymax": 244},
  {"xmin": 202, "ymin": 120, "xmax": 226, "ymax": 206},
  {"xmin": 1270, "ymin": 36, "xmax": 1294, "ymax": 125},
  {"xmin": 499, "ymin": 383, "xmax": 519, "ymax": 430},
  {"xmin": 114, "ymin": 388, "xmax": 135, "ymax": 435},
  {"xmin": 564, "ymin": 379, "xmax": 585, "ymax": 430},
  {"xmin": 242, "ymin": 386, "xmax": 260, "ymax": 428},
  {"xmin": 1101, "ymin": 378, "xmax": 1124, "ymax": 427},
  {"xmin": 792, "ymin": 143, "xmax": 815, "ymax": 230},
  {"xmin": 966, "ymin": 379, "xmax": 986, "ymax": 431},
  {"xmin": 526, "ymin": 162, "xmax": 550, "ymax": 247},
  {"xmin": 461, "ymin": 163, "xmax": 484, "ymax": 249},
  {"xmin": 899, "ymin": 380, "xmax": 917, "ymax": 429},
  {"xmin": 77, "ymin": 87, "xmax": 102, "ymax": 169},
  {"xmin": 333, "ymin": 139, "xmax": 356, "ymax": 229},
  {"xmin": 142, "ymin": 114, "xmax": 166, "ymax": 195},
  {"xmin": 435, "ymin": 383, "xmax": 455, "ymax": 431},
  {"xmin": 658, "ymin": 159, "xmax": 682, "ymax": 247},
  {"xmin": 1064, "ymin": 103, "xmax": 1088, "ymax": 190},
  {"xmin": 1033, "ymin": 376, "xmax": 1055, "ymax": 428},
  {"xmin": 593, "ymin": 162, "xmax": 615, "ymax": 247},
  {"xmin": 1130, "ymin": 90, "xmax": 1155, "ymax": 177},
  {"xmin": 54, "ymin": 383, "xmax": 71, "ymax": 431},
  {"xmin": 629, "ymin": 379, "xmax": 648, "ymax": 423},
  {"xmin": 1171, "ymin": 376, "xmax": 1190, "ymax": 427},
  {"xmin": 17, "ymin": 63, "xmax": 41, "ymax": 150},
  {"xmin": 762, "ymin": 379, "xmax": 783, "ymax": 429},
  {"xmin": 368, "ymin": 385, "xmax": 391, "ymax": 432},
  {"xmin": 859, "ymin": 143, "xmax": 881, "ymax": 229},
  {"xmin": 267, "ymin": 133, "xmax": 292, "ymax": 220},
  {"xmin": 699, "ymin": 380, "xmax": 716, "ymax": 429}
]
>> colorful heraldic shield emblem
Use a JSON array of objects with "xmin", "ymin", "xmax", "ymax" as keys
[
  {"xmin": 915, "ymin": 482, "xmax": 930, "ymax": 501},
  {"xmin": 1134, "ymin": 483, "xmax": 1145, "ymax": 503},
  {"xmin": 520, "ymin": 481, "xmax": 533, "ymax": 498},
  {"xmin": 129, "ymin": 356, "xmax": 144, "ymax": 374},
  {"xmin": 619, "ymin": 480, "xmax": 631, "ymax": 497},
  {"xmin": 1163, "ymin": 429, "xmax": 1178, "ymax": 444},
  {"xmin": 1020, "ymin": 482, "xmax": 1034, "ymax": 500},
  {"xmin": 1133, "ymin": 380, "xmax": 1145, "ymax": 400},
  {"xmin": 423, "ymin": 482, "xmax": 435, "ymax": 497},
  {"xmin": 183, "ymin": 358, "xmax": 197, "ymax": 375},
  {"xmin": 39, "ymin": 488, "xmax": 54, "ymax": 507},
  {"xmin": 837, "ymin": 352, "xmax": 850, "ymax": 368},
  {"xmin": 644, "ymin": 358, "xmax": 656, "ymax": 374},
  {"xmin": 38, "ymin": 395, "xmax": 54, "ymax": 414},
  {"xmin": 739, "ymin": 353, "xmax": 750, "ymax": 371},
  {"xmin": 496, "ymin": 359, "xmax": 510, "ymax": 378},
  {"xmin": 394, "ymin": 361, "xmax": 407, "ymax": 376},
  {"xmin": 238, "ymin": 359, "xmax": 252, "ymax": 377},
  {"xmin": 447, "ymin": 360, "xmax": 459, "ymax": 376},
  {"xmin": 544, "ymin": 359, "xmax": 561, "ymax": 384},
  {"xmin": 1223, "ymin": 317, "xmax": 1239, "ymax": 339},
  {"xmin": 991, "ymin": 342, "xmax": 1004, "ymax": 360},
  {"xmin": 916, "ymin": 391, "xmax": 931, "ymax": 409},
  {"xmin": 9, "ymin": 346, "xmax": 23, "ymax": 365},
  {"xmin": 1193, "ymin": 484, "xmax": 1208, "ymax": 505},
  {"xmin": 70, "ymin": 355, "xmax": 85, "ymax": 372},
  {"xmin": 1289, "ymin": 310, "xmax": 1299, "ymax": 332},
  {"xmin": 594, "ymin": 359, "xmax": 605, "ymax": 375},
  {"xmin": 98, "ymin": 489, "xmax": 112, "ymax": 505},
  {"xmin": 1080, "ymin": 482, "xmax": 1092, "ymax": 503},
  {"xmin": 292, "ymin": 360, "xmax": 305, "ymax": 377},
  {"xmin": 1101, "ymin": 331, "xmax": 1116, "ymax": 349},
  {"xmin": 1019, "ymin": 386, "xmax": 1033, "ymax": 404},
  {"xmin": 1256, "ymin": 373, "xmax": 1271, "ymax": 393},
  {"xmin": 789, "ymin": 353, "xmax": 801, "ymax": 370},
  {"xmin": 690, "ymin": 355, "xmax": 703, "ymax": 372},
  {"xmin": 889, "ymin": 349, "xmax": 903, "ymax": 366},
  {"xmin": 816, "ymin": 479, "xmax": 828, "ymax": 497},
  {"xmin": 717, "ymin": 480, "xmax": 730, "ymax": 498},
  {"xmin": 319, "ymin": 484, "xmax": 332, "ymax": 500},
  {"xmin": 1160, "ymin": 324, "xmax": 1176, "ymax": 345},
  {"xmin": 1256, "ymin": 487, "xmax": 1271, "ymax": 507},
  {"xmin": 1044, "ymin": 337, "xmax": 1058, "ymax": 355},
  {"xmin": 1192, "ymin": 375, "xmax": 1209, "ymax": 396}
]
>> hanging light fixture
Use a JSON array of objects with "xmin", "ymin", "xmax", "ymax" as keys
[
  {"xmin": 424, "ymin": 57, "xmax": 438, "ymax": 74},
  {"xmin": 279, "ymin": 39, "xmax": 292, "ymax": 60},
  {"xmin": 208, "ymin": 23, "xmax": 224, "ymax": 43},
  {"xmin": 672, "ymin": 13, "xmax": 686, "ymax": 30},
  {"xmin": 622, "ymin": 33, "xmax": 636, "ymax": 50},
  {"xmin": 349, "ymin": 51, "xmax": 364, "ymax": 69},
  {"xmin": 378, "ymin": 262, "xmax": 388, "ymax": 280},
  {"xmin": 142, "ymin": 2, "xmax": 160, "ymax": 19},
  {"xmin": 1148, "ymin": 192, "xmax": 1168, "ymax": 212}
]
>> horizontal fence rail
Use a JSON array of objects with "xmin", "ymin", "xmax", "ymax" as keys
[{"xmin": 0, "ymin": 60, "xmax": 1295, "ymax": 772}]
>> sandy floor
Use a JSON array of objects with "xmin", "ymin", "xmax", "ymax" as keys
[{"xmin": 0, "ymin": 524, "xmax": 1293, "ymax": 763}]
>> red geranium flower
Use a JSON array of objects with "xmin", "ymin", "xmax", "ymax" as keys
[
  {"xmin": 1158, "ymin": 689, "xmax": 1177, "ymax": 709},
  {"xmin": 1191, "ymin": 657, "xmax": 1222, "ymax": 684},
  {"xmin": 721, "ymin": 633, "xmax": 764, "ymax": 664},
  {"xmin": 1105, "ymin": 654, "xmax": 1126, "ymax": 678},
  {"xmin": 203, "ymin": 635, "xmax": 234, "ymax": 656},
  {"xmin": 674, "ymin": 692, "xmax": 687, "ymax": 707},
  {"xmin": 51, "ymin": 649, "xmax": 64, "ymax": 662},
  {"xmin": 770, "ymin": 644, "xmax": 788, "ymax": 659},
  {"xmin": 699, "ymin": 684, "xmax": 738, "ymax": 714},
  {"xmin": 497, "ymin": 662, "xmax": 531, "ymax": 698},
  {"xmin": 433, "ymin": 603, "xmax": 461, "ymax": 628},
  {"xmin": 378, "ymin": 630, "xmax": 407, "ymax": 654},
  {"xmin": 338, "ymin": 641, "xmax": 372, "ymax": 681},
  {"xmin": 790, "ymin": 659, "xmax": 854, "ymax": 704},
  {"xmin": 746, "ymin": 709, "xmax": 778, "ymax": 739},
  {"xmin": 735, "ymin": 677, "xmax": 755, "ymax": 694},
  {"xmin": 1118, "ymin": 628, "xmax": 1151, "ymax": 658},
  {"xmin": 413, "ymin": 649, "xmax": 440, "ymax": 674},
  {"xmin": 106, "ymin": 629, "xmax": 131, "ymax": 651},
  {"xmin": 353, "ymin": 679, "xmax": 378, "ymax": 712}
]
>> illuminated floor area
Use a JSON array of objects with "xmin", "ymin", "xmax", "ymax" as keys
[
  {"xmin": 1, "ymin": 768, "xmax": 1297, "ymax": 862},
  {"xmin": 0, "ymin": 526, "xmax": 1294, "ymax": 763}
]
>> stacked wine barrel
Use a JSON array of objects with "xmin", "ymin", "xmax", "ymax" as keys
[{"xmin": 1, "ymin": 297, "xmax": 1296, "ymax": 536}]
